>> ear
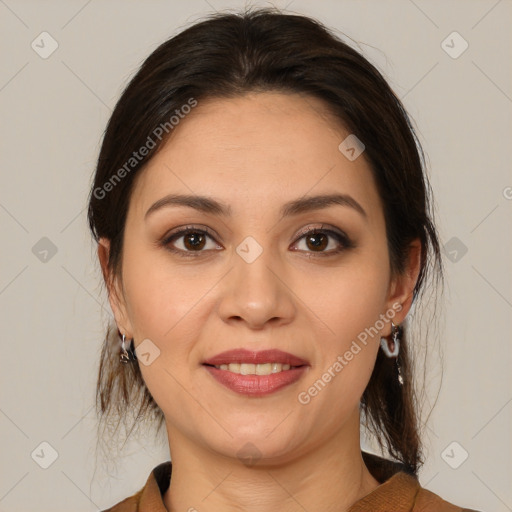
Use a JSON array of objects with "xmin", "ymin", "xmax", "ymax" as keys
[
  {"xmin": 384, "ymin": 239, "xmax": 422, "ymax": 334},
  {"xmin": 98, "ymin": 237, "xmax": 133, "ymax": 337}
]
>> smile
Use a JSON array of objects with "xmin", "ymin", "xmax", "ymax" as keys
[
  {"xmin": 202, "ymin": 348, "xmax": 309, "ymax": 396},
  {"xmin": 211, "ymin": 362, "xmax": 296, "ymax": 375}
]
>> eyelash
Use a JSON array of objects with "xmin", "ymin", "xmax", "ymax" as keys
[{"xmin": 160, "ymin": 224, "xmax": 355, "ymax": 259}]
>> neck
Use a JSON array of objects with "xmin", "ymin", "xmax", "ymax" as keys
[{"xmin": 163, "ymin": 412, "xmax": 381, "ymax": 512}]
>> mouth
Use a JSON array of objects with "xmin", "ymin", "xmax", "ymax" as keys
[
  {"xmin": 203, "ymin": 362, "xmax": 304, "ymax": 375},
  {"xmin": 202, "ymin": 348, "xmax": 309, "ymax": 396}
]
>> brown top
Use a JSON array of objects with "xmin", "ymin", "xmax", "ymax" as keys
[{"xmin": 101, "ymin": 452, "xmax": 481, "ymax": 512}]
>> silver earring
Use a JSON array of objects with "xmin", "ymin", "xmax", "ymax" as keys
[
  {"xmin": 120, "ymin": 333, "xmax": 137, "ymax": 364},
  {"xmin": 380, "ymin": 322, "xmax": 404, "ymax": 385}
]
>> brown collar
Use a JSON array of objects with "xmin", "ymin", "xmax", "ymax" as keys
[{"xmin": 128, "ymin": 451, "xmax": 421, "ymax": 512}]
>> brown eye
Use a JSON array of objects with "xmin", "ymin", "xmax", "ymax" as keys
[
  {"xmin": 304, "ymin": 232, "xmax": 329, "ymax": 252},
  {"xmin": 162, "ymin": 227, "xmax": 220, "ymax": 257},
  {"xmin": 161, "ymin": 225, "xmax": 354, "ymax": 258},
  {"xmin": 292, "ymin": 226, "xmax": 354, "ymax": 256},
  {"xmin": 182, "ymin": 232, "xmax": 207, "ymax": 251}
]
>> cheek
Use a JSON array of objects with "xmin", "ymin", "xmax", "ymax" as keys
[
  {"xmin": 121, "ymin": 249, "xmax": 210, "ymax": 406},
  {"xmin": 121, "ymin": 240, "xmax": 203, "ymax": 338},
  {"xmin": 306, "ymin": 254, "xmax": 390, "ymax": 344},
  {"xmin": 299, "ymin": 255, "xmax": 390, "ymax": 404}
]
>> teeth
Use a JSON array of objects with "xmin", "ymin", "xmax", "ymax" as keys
[{"xmin": 214, "ymin": 363, "xmax": 292, "ymax": 375}]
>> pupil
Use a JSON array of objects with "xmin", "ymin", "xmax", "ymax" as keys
[
  {"xmin": 185, "ymin": 233, "xmax": 205, "ymax": 250},
  {"xmin": 307, "ymin": 234, "xmax": 327, "ymax": 251}
]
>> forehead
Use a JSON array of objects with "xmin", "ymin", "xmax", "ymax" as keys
[
  {"xmin": 159, "ymin": 92, "xmax": 345, "ymax": 160},
  {"xmin": 128, "ymin": 92, "xmax": 382, "ymax": 222}
]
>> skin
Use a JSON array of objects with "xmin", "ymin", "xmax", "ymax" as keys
[{"xmin": 98, "ymin": 92, "xmax": 421, "ymax": 512}]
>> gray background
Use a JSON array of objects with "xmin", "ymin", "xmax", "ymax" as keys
[{"xmin": 0, "ymin": 0, "xmax": 511, "ymax": 511}]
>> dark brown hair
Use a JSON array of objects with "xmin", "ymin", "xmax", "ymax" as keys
[{"xmin": 88, "ymin": 7, "xmax": 443, "ymax": 475}]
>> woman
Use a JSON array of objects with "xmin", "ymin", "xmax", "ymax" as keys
[{"xmin": 88, "ymin": 8, "xmax": 481, "ymax": 512}]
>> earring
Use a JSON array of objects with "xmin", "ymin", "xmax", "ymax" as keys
[
  {"xmin": 120, "ymin": 333, "xmax": 137, "ymax": 364},
  {"xmin": 380, "ymin": 322, "xmax": 404, "ymax": 386}
]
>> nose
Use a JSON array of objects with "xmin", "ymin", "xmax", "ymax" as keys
[{"xmin": 216, "ymin": 244, "xmax": 296, "ymax": 330}]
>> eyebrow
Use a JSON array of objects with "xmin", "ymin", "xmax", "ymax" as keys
[{"xmin": 144, "ymin": 193, "xmax": 367, "ymax": 221}]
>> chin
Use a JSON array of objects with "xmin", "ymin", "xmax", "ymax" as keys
[{"xmin": 207, "ymin": 430, "xmax": 307, "ymax": 467}]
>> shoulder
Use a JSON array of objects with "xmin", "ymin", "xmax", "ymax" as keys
[
  {"xmin": 413, "ymin": 487, "xmax": 483, "ymax": 512},
  {"xmin": 361, "ymin": 451, "xmax": 483, "ymax": 512},
  {"xmin": 100, "ymin": 488, "xmax": 143, "ymax": 512},
  {"xmin": 99, "ymin": 461, "xmax": 171, "ymax": 512}
]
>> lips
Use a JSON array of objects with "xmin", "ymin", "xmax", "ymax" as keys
[
  {"xmin": 202, "ymin": 348, "xmax": 309, "ymax": 367},
  {"xmin": 204, "ymin": 365, "xmax": 308, "ymax": 396}
]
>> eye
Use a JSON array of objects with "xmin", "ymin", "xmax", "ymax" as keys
[
  {"xmin": 292, "ymin": 225, "xmax": 354, "ymax": 256},
  {"xmin": 161, "ymin": 226, "xmax": 221, "ymax": 257},
  {"xmin": 161, "ymin": 224, "xmax": 354, "ymax": 258}
]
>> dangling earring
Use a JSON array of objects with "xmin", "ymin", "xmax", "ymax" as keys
[
  {"xmin": 380, "ymin": 321, "xmax": 404, "ymax": 385},
  {"xmin": 120, "ymin": 333, "xmax": 137, "ymax": 364}
]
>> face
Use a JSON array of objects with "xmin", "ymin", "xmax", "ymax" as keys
[{"xmin": 100, "ymin": 92, "xmax": 418, "ymax": 465}]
